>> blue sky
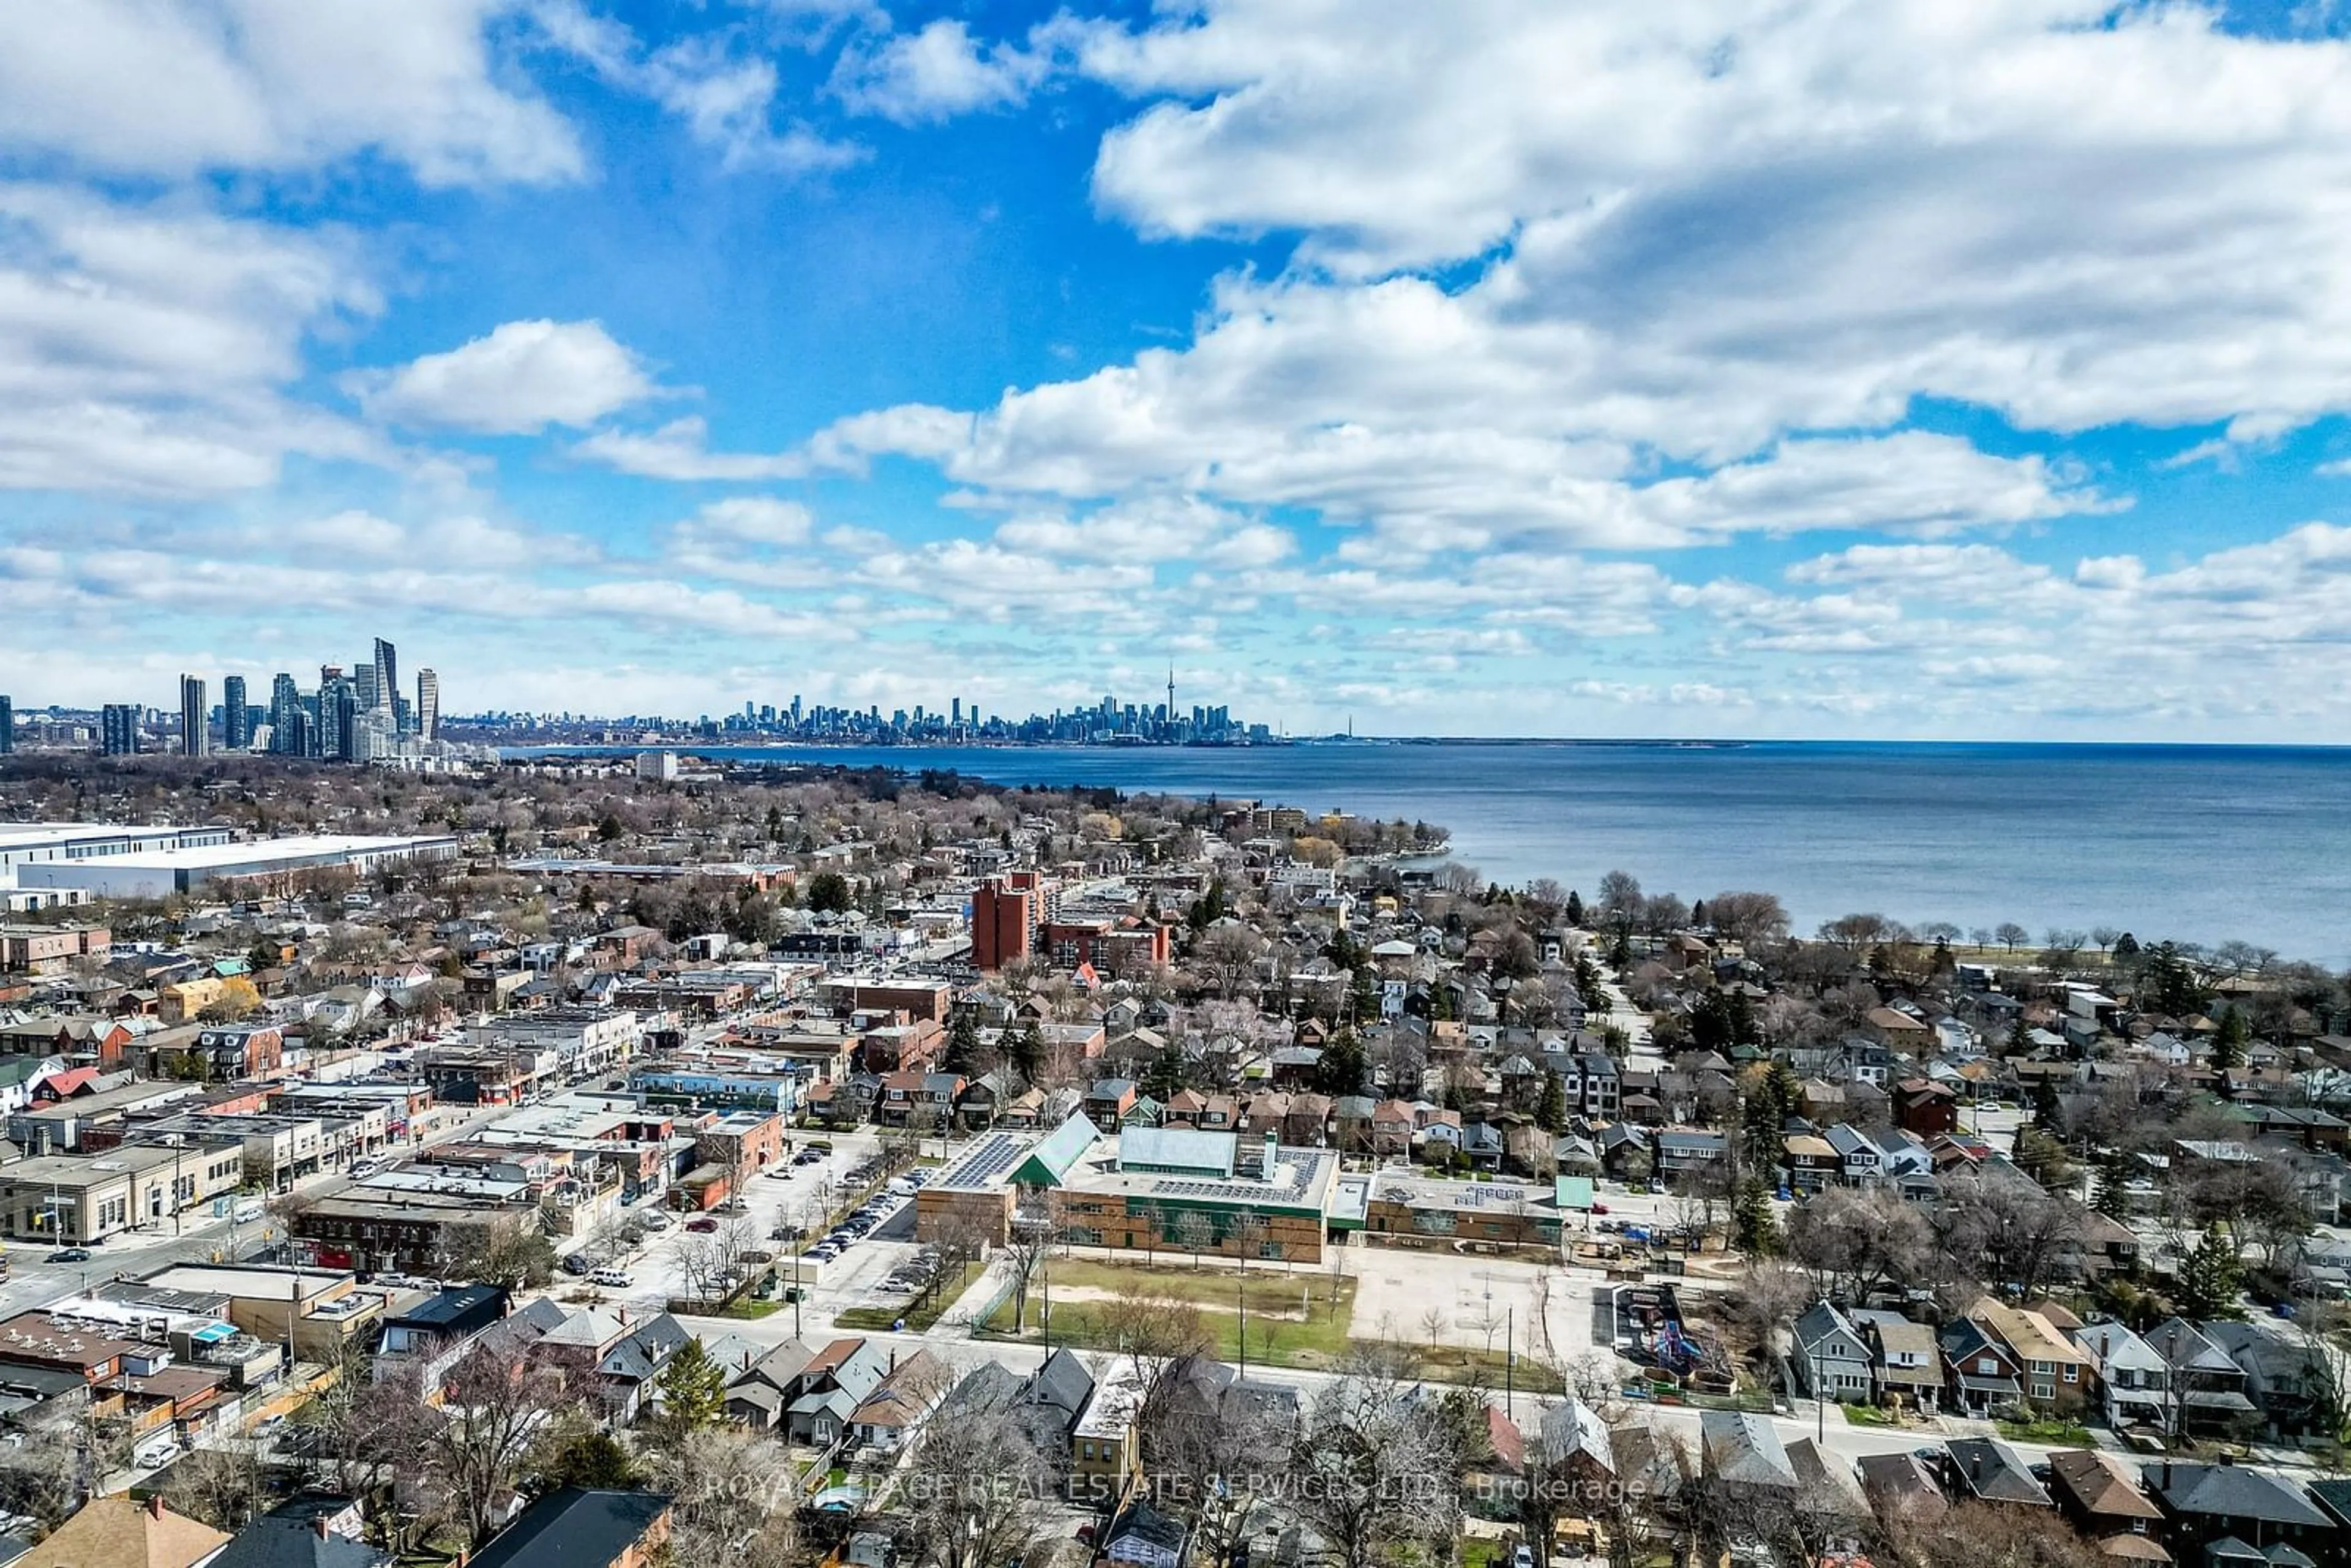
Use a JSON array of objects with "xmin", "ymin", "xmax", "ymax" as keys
[{"xmin": 7, "ymin": 0, "xmax": 2351, "ymax": 741}]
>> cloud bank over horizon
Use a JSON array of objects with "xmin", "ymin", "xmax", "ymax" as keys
[{"xmin": 7, "ymin": 0, "xmax": 2351, "ymax": 741}]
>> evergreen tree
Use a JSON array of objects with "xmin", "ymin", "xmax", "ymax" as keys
[
  {"xmin": 2091, "ymin": 1156, "xmax": 2131, "ymax": 1219},
  {"xmin": 805, "ymin": 871, "xmax": 852, "ymax": 913},
  {"xmin": 1010, "ymin": 1017, "xmax": 1044, "ymax": 1082},
  {"xmin": 1740, "ymin": 1068, "xmax": 1794, "ymax": 1177},
  {"xmin": 1690, "ymin": 898, "xmax": 1709, "ymax": 929},
  {"xmin": 2211, "ymin": 1007, "xmax": 2249, "ymax": 1072},
  {"xmin": 1727, "ymin": 987, "xmax": 1757, "ymax": 1048},
  {"xmin": 1690, "ymin": 989, "xmax": 1734, "ymax": 1055},
  {"xmin": 1535, "ymin": 1070, "xmax": 1567, "ymax": 1133},
  {"xmin": 1316, "ymin": 1026, "xmax": 1368, "ymax": 1097},
  {"xmin": 1141, "ymin": 1040, "xmax": 1187, "ymax": 1103},
  {"xmin": 535, "ymin": 1429, "xmax": 640, "ymax": 1491},
  {"xmin": 1733, "ymin": 1178, "xmax": 1779, "ymax": 1256},
  {"xmin": 2031, "ymin": 1074, "xmax": 2063, "ymax": 1131},
  {"xmin": 1565, "ymin": 889, "xmax": 1585, "ymax": 927},
  {"xmin": 2177, "ymin": 1225, "xmax": 2247, "ymax": 1320},
  {"xmin": 2140, "ymin": 940, "xmax": 2205, "ymax": 1018},
  {"xmin": 943, "ymin": 1008, "xmax": 981, "ymax": 1073},
  {"xmin": 653, "ymin": 1338, "xmax": 727, "ymax": 1437}
]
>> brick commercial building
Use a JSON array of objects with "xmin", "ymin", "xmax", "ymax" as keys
[
  {"xmin": 0, "ymin": 923, "xmax": 111, "ymax": 974},
  {"xmin": 1043, "ymin": 918, "xmax": 1172, "ymax": 977},
  {"xmin": 915, "ymin": 1119, "xmax": 1346, "ymax": 1264}
]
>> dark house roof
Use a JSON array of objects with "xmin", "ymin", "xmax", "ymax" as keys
[
  {"xmin": 382, "ymin": 1285, "xmax": 507, "ymax": 1338},
  {"xmin": 209, "ymin": 1513, "xmax": 392, "ymax": 1568},
  {"xmin": 1024, "ymin": 1346, "xmax": 1095, "ymax": 1422},
  {"xmin": 2154, "ymin": 1462, "xmax": 2331, "ymax": 1530},
  {"xmin": 1944, "ymin": 1439, "xmax": 2050, "ymax": 1507},
  {"xmin": 468, "ymin": 1488, "xmax": 672, "ymax": 1568}
]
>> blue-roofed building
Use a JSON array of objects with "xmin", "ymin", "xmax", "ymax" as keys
[{"xmin": 1116, "ymin": 1126, "xmax": 1237, "ymax": 1178}]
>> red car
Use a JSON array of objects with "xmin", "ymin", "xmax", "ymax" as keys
[
  {"xmin": 684, "ymin": 1217, "xmax": 719, "ymax": 1232},
  {"xmin": 1589, "ymin": 1203, "xmax": 1610, "ymax": 1215}
]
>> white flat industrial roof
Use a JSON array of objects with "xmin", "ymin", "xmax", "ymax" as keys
[
  {"xmin": 45, "ymin": 834, "xmax": 456, "ymax": 869},
  {"xmin": 0, "ymin": 821, "xmax": 225, "ymax": 846}
]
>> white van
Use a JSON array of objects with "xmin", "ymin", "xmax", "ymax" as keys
[
  {"xmin": 349, "ymin": 1157, "xmax": 384, "ymax": 1179},
  {"xmin": 232, "ymin": 1199, "xmax": 266, "ymax": 1225},
  {"xmin": 590, "ymin": 1267, "xmax": 632, "ymax": 1289}
]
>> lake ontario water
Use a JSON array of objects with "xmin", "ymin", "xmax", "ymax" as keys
[{"xmin": 514, "ymin": 740, "xmax": 2351, "ymax": 966}]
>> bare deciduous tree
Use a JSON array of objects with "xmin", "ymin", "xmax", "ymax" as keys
[{"xmin": 900, "ymin": 1409, "xmax": 1054, "ymax": 1568}]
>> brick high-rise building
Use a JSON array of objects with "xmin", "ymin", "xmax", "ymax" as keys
[{"xmin": 970, "ymin": 877, "xmax": 1035, "ymax": 970}]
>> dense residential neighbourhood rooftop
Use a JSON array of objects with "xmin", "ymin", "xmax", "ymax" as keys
[{"xmin": 0, "ymin": 756, "xmax": 2339, "ymax": 1568}]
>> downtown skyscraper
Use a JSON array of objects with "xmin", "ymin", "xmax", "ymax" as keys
[
  {"xmin": 179, "ymin": 676, "xmax": 207, "ymax": 757},
  {"xmin": 416, "ymin": 668, "xmax": 439, "ymax": 742},
  {"xmin": 222, "ymin": 675, "xmax": 249, "ymax": 750}
]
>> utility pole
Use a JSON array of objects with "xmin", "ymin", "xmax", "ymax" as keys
[
  {"xmin": 1238, "ymin": 1269, "xmax": 1248, "ymax": 1382},
  {"xmin": 1505, "ymin": 1306, "xmax": 1515, "ymax": 1412}
]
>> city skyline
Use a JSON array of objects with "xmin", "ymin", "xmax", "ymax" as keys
[{"xmin": 5, "ymin": 7, "xmax": 2351, "ymax": 740}]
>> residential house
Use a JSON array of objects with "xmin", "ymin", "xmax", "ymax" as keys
[
  {"xmin": 1858, "ymin": 1451, "xmax": 1947, "ymax": 1530},
  {"xmin": 1853, "ymin": 1309, "xmax": 1942, "ymax": 1414},
  {"xmin": 1968, "ymin": 1299, "xmax": 2092, "ymax": 1416},
  {"xmin": 2072, "ymin": 1320, "xmax": 2175, "ymax": 1434},
  {"xmin": 722, "ymin": 1340, "xmax": 814, "ymax": 1431},
  {"xmin": 469, "ymin": 1488, "xmax": 672, "ymax": 1568},
  {"xmin": 1699, "ymin": 1409, "xmax": 1798, "ymax": 1494},
  {"xmin": 1370, "ymin": 1100, "xmax": 1415, "ymax": 1160},
  {"xmin": 21, "ymin": 1495, "xmax": 228, "ymax": 1568},
  {"xmin": 2205, "ymin": 1320, "xmax": 2338, "ymax": 1443},
  {"xmin": 1791, "ymin": 1300, "xmax": 1873, "ymax": 1403},
  {"xmin": 1942, "ymin": 1438, "xmax": 2052, "ymax": 1508},
  {"xmin": 1825, "ymin": 1123, "xmax": 1883, "ymax": 1185},
  {"xmin": 2149, "ymin": 1461, "xmax": 2334, "ymax": 1566},
  {"xmin": 1782, "ymin": 1133, "xmax": 1840, "ymax": 1193},
  {"xmin": 1939, "ymin": 1316, "xmax": 2026, "ymax": 1417},
  {"xmin": 2143, "ymin": 1318, "xmax": 2264, "ymax": 1441},
  {"xmin": 1073, "ymin": 1355, "xmax": 1149, "ymax": 1495},
  {"xmin": 1894, "ymin": 1079, "xmax": 1960, "ymax": 1137},
  {"xmin": 1654, "ymin": 1128, "xmax": 1727, "ymax": 1186},
  {"xmin": 1013, "ymin": 1347, "xmax": 1095, "ymax": 1471},
  {"xmin": 784, "ymin": 1337, "xmax": 887, "ymax": 1447},
  {"xmin": 1537, "ymin": 1397, "xmax": 1616, "ymax": 1505},
  {"xmin": 211, "ymin": 1498, "xmax": 393, "ymax": 1568},
  {"xmin": 1098, "ymin": 1499, "xmax": 1188, "ymax": 1568},
  {"xmin": 847, "ymin": 1349, "xmax": 947, "ymax": 1454},
  {"xmin": 1085, "ymin": 1079, "xmax": 1140, "ymax": 1132},
  {"xmin": 2045, "ymin": 1450, "xmax": 2167, "ymax": 1563}
]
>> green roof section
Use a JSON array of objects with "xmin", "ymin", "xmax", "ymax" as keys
[
  {"xmin": 1012, "ymin": 1112, "xmax": 1101, "ymax": 1188},
  {"xmin": 1554, "ymin": 1175, "xmax": 1595, "ymax": 1212}
]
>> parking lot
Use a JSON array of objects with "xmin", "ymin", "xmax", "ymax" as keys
[{"xmin": 550, "ymin": 1133, "xmax": 960, "ymax": 1323}]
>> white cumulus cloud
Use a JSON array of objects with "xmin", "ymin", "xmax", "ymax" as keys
[{"xmin": 353, "ymin": 320, "xmax": 663, "ymax": 435}]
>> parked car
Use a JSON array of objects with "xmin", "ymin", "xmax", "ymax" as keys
[
  {"xmin": 684, "ymin": 1217, "xmax": 719, "ymax": 1233},
  {"xmin": 46, "ymin": 1248, "xmax": 91, "ymax": 1264},
  {"xmin": 561, "ymin": 1254, "xmax": 593, "ymax": 1276},
  {"xmin": 638, "ymin": 1212, "xmax": 672, "ymax": 1231},
  {"xmin": 590, "ymin": 1267, "xmax": 633, "ymax": 1288}
]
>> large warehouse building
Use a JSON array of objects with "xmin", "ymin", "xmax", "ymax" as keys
[{"xmin": 8, "ymin": 833, "xmax": 463, "ymax": 899}]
